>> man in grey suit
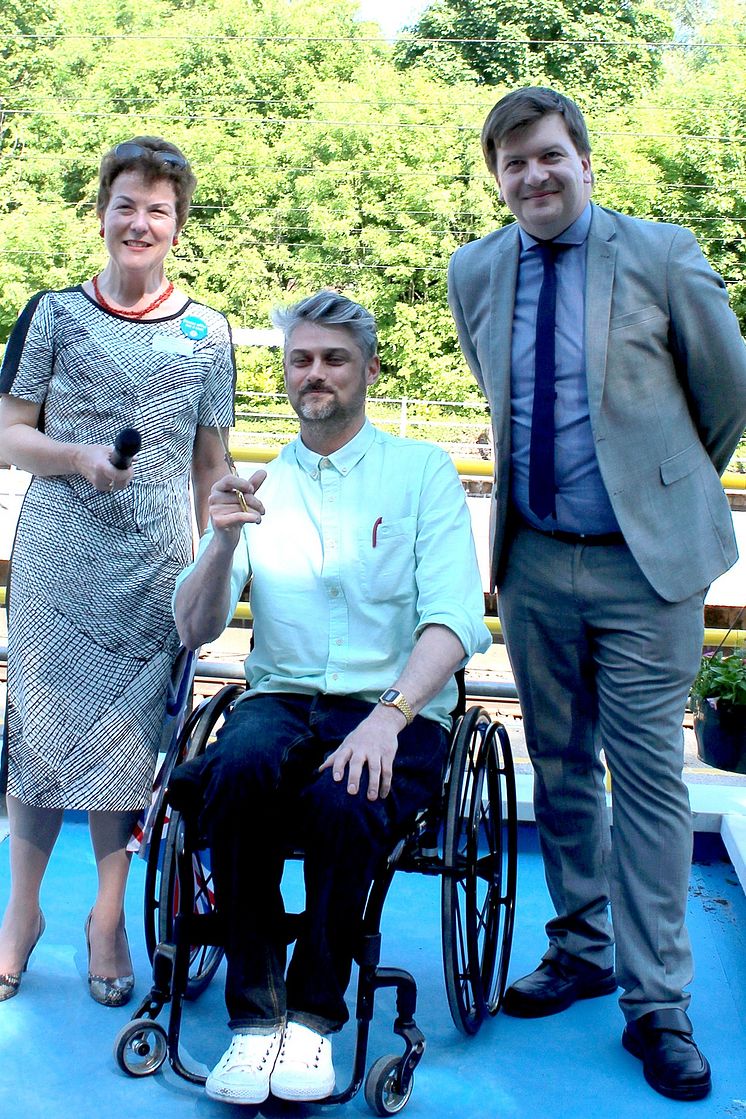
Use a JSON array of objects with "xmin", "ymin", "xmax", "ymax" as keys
[{"xmin": 448, "ymin": 86, "xmax": 746, "ymax": 1102}]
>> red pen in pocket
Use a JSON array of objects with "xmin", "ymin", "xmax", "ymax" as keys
[{"xmin": 372, "ymin": 516, "xmax": 383, "ymax": 547}]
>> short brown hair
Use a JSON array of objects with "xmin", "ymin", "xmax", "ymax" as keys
[
  {"xmin": 481, "ymin": 87, "xmax": 591, "ymax": 175},
  {"xmin": 96, "ymin": 136, "xmax": 197, "ymax": 230}
]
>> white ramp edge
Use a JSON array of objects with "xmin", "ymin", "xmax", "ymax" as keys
[{"xmin": 514, "ymin": 773, "xmax": 746, "ymax": 895}]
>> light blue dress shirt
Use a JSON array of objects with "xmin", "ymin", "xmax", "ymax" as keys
[
  {"xmin": 510, "ymin": 202, "xmax": 620, "ymax": 534},
  {"xmin": 175, "ymin": 420, "xmax": 491, "ymax": 728}
]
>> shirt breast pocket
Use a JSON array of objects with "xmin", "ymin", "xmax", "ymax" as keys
[{"xmin": 357, "ymin": 515, "xmax": 417, "ymax": 603}]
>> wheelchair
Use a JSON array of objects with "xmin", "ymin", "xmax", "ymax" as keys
[{"xmin": 114, "ymin": 678, "xmax": 518, "ymax": 1115}]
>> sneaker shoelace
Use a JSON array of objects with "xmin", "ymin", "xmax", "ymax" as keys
[
  {"xmin": 227, "ymin": 1031, "xmax": 281, "ymax": 1070},
  {"xmin": 279, "ymin": 1025, "xmax": 324, "ymax": 1068}
]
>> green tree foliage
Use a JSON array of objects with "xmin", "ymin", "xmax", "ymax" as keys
[
  {"xmin": 1, "ymin": 0, "xmax": 744, "ymax": 405},
  {"xmin": 637, "ymin": 1, "xmax": 746, "ymax": 319},
  {"xmin": 0, "ymin": 0, "xmax": 59, "ymax": 98},
  {"xmin": 0, "ymin": 0, "xmax": 502, "ymax": 399},
  {"xmin": 394, "ymin": 0, "xmax": 672, "ymax": 100}
]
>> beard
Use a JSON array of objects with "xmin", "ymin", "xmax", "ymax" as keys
[
  {"xmin": 294, "ymin": 382, "xmax": 367, "ymax": 428},
  {"xmin": 296, "ymin": 391, "xmax": 341, "ymax": 423}
]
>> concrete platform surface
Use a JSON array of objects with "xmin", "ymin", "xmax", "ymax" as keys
[{"xmin": 0, "ymin": 822, "xmax": 745, "ymax": 1118}]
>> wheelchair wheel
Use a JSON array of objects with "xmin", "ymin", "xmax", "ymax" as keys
[
  {"xmin": 441, "ymin": 706, "xmax": 517, "ymax": 1035},
  {"xmin": 364, "ymin": 1055, "xmax": 414, "ymax": 1116},
  {"xmin": 114, "ymin": 1018, "xmax": 168, "ymax": 1077},
  {"xmin": 148, "ymin": 684, "xmax": 243, "ymax": 998},
  {"xmin": 143, "ymin": 700, "xmax": 205, "ymax": 962}
]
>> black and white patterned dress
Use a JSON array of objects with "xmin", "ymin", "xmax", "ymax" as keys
[{"xmin": 0, "ymin": 287, "xmax": 235, "ymax": 810}]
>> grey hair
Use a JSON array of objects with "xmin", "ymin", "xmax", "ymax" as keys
[{"xmin": 271, "ymin": 290, "xmax": 378, "ymax": 363}]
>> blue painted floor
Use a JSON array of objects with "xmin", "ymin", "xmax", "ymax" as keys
[{"xmin": 0, "ymin": 822, "xmax": 745, "ymax": 1118}]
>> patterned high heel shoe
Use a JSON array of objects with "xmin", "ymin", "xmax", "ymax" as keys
[
  {"xmin": 84, "ymin": 911, "xmax": 134, "ymax": 1007},
  {"xmin": 0, "ymin": 910, "xmax": 46, "ymax": 1002}
]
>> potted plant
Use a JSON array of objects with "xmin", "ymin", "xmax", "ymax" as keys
[{"xmin": 690, "ymin": 647, "xmax": 746, "ymax": 774}]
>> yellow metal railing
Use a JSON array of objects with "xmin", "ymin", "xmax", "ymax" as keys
[
  {"xmin": 230, "ymin": 601, "xmax": 744, "ymax": 649},
  {"xmin": 233, "ymin": 444, "xmax": 495, "ymax": 480},
  {"xmin": 0, "ymin": 584, "xmax": 742, "ymax": 647},
  {"xmin": 723, "ymin": 471, "xmax": 746, "ymax": 491},
  {"xmin": 231, "ymin": 445, "xmax": 746, "ymax": 490},
  {"xmin": 0, "ymin": 440, "xmax": 743, "ymax": 648}
]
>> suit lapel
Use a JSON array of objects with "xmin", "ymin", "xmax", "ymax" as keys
[
  {"xmin": 488, "ymin": 227, "xmax": 520, "ymax": 431},
  {"xmin": 585, "ymin": 206, "xmax": 617, "ymax": 422},
  {"xmin": 487, "ymin": 227, "xmax": 519, "ymax": 590}
]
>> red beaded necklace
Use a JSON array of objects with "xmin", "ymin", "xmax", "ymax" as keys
[{"xmin": 92, "ymin": 273, "xmax": 174, "ymax": 319}]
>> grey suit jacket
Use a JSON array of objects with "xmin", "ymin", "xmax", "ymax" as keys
[{"xmin": 448, "ymin": 204, "xmax": 746, "ymax": 602}]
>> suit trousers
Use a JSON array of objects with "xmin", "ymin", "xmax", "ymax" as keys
[
  {"xmin": 199, "ymin": 692, "xmax": 448, "ymax": 1034},
  {"xmin": 498, "ymin": 522, "xmax": 705, "ymax": 1021}
]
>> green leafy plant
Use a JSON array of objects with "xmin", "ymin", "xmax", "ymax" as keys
[{"xmin": 690, "ymin": 649, "xmax": 746, "ymax": 708}]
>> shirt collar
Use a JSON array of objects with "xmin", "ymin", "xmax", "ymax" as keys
[
  {"xmin": 293, "ymin": 417, "xmax": 377, "ymax": 477},
  {"xmin": 518, "ymin": 201, "xmax": 593, "ymax": 253}
]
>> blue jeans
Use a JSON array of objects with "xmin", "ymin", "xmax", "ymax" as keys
[{"xmin": 199, "ymin": 692, "xmax": 448, "ymax": 1034}]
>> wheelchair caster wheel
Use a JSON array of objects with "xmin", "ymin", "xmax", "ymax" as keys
[
  {"xmin": 364, "ymin": 1055, "xmax": 414, "ymax": 1115},
  {"xmin": 114, "ymin": 1017, "xmax": 168, "ymax": 1077}
]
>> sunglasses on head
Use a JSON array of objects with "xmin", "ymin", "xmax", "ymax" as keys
[{"xmin": 113, "ymin": 141, "xmax": 188, "ymax": 169}]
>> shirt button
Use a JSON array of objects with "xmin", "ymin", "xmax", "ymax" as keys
[
  {"xmin": 330, "ymin": 587, "xmax": 339, "ymax": 597},
  {"xmin": 320, "ymin": 458, "xmax": 330, "ymax": 469},
  {"xmin": 335, "ymin": 637, "xmax": 343, "ymax": 646},
  {"xmin": 331, "ymin": 673, "xmax": 339, "ymax": 681}
]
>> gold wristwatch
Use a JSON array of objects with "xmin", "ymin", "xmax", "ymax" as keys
[{"xmin": 378, "ymin": 688, "xmax": 414, "ymax": 725}]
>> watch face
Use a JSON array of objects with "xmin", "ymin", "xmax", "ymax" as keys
[{"xmin": 380, "ymin": 689, "xmax": 400, "ymax": 703}]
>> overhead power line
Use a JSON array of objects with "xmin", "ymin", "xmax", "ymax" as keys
[
  {"xmin": 11, "ymin": 199, "xmax": 746, "ymax": 226},
  {"xmin": 6, "ymin": 199, "xmax": 746, "ymax": 230},
  {"xmin": 1, "ymin": 245, "xmax": 743, "ymax": 277},
  {"xmin": 3, "ymin": 107, "xmax": 746, "ymax": 146},
  {"xmin": 7, "ymin": 32, "xmax": 746, "ymax": 50},
  {"xmin": 3, "ymin": 147, "xmax": 746, "ymax": 186},
  {"xmin": 3, "ymin": 93, "xmax": 741, "ymax": 114}
]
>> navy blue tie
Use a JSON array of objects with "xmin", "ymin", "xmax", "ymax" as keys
[{"xmin": 529, "ymin": 242, "xmax": 565, "ymax": 520}]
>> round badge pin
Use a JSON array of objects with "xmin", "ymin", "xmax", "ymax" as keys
[{"xmin": 180, "ymin": 315, "xmax": 208, "ymax": 341}]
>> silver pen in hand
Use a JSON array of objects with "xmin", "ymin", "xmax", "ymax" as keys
[{"xmin": 209, "ymin": 404, "xmax": 249, "ymax": 513}]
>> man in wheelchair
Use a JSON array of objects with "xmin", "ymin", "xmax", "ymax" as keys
[{"xmin": 172, "ymin": 291, "xmax": 491, "ymax": 1106}]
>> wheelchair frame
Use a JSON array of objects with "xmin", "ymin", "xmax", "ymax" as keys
[{"xmin": 114, "ymin": 683, "xmax": 517, "ymax": 1116}]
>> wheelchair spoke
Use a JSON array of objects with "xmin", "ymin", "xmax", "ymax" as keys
[
  {"xmin": 192, "ymin": 853, "xmax": 216, "ymax": 914},
  {"xmin": 453, "ymin": 880, "xmax": 476, "ymax": 1008},
  {"xmin": 474, "ymin": 891, "xmax": 493, "ymax": 936},
  {"xmin": 188, "ymin": 941, "xmax": 211, "ymax": 972}
]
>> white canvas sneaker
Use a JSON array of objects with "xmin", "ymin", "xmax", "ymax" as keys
[
  {"xmin": 270, "ymin": 1021, "xmax": 336, "ymax": 1101},
  {"xmin": 205, "ymin": 1028, "xmax": 284, "ymax": 1105}
]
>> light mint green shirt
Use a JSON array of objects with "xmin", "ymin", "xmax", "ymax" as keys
[{"xmin": 176, "ymin": 420, "xmax": 491, "ymax": 727}]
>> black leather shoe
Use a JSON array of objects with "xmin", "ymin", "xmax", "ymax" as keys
[
  {"xmin": 622, "ymin": 1009, "xmax": 711, "ymax": 1101},
  {"xmin": 502, "ymin": 951, "xmax": 617, "ymax": 1018}
]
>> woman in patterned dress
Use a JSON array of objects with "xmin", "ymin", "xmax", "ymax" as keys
[{"xmin": 0, "ymin": 137, "xmax": 235, "ymax": 1005}]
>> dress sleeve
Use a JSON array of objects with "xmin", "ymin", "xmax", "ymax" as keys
[
  {"xmin": 0, "ymin": 292, "xmax": 53, "ymax": 402},
  {"xmin": 196, "ymin": 311, "xmax": 236, "ymax": 428}
]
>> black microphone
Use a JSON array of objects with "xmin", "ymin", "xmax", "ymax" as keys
[{"xmin": 110, "ymin": 427, "xmax": 142, "ymax": 470}]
